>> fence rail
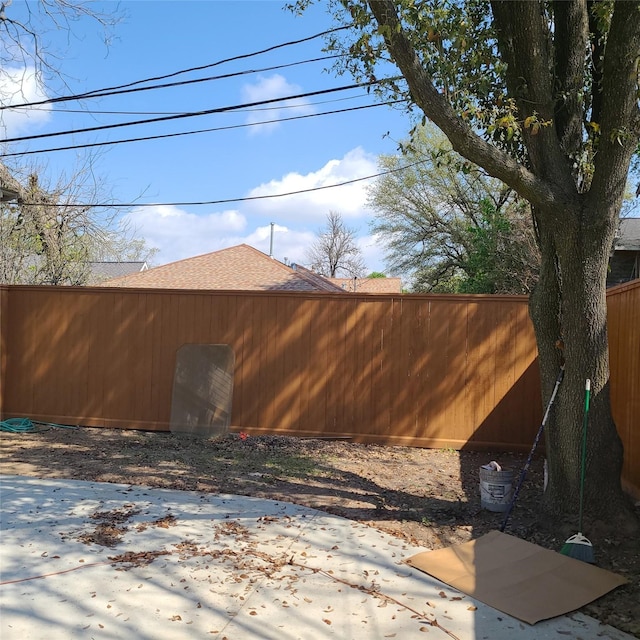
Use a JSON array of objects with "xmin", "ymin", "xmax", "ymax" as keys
[{"xmin": 1, "ymin": 281, "xmax": 638, "ymax": 496}]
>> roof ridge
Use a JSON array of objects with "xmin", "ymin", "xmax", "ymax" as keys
[
  {"xmin": 98, "ymin": 244, "xmax": 348, "ymax": 292},
  {"xmin": 291, "ymin": 264, "xmax": 346, "ymax": 292}
]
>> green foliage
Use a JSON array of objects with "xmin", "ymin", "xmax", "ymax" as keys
[
  {"xmin": 289, "ymin": 0, "xmax": 634, "ymax": 188},
  {"xmin": 458, "ymin": 199, "xmax": 514, "ymax": 293},
  {"xmin": 369, "ymin": 125, "xmax": 539, "ymax": 293},
  {"xmin": 367, "ymin": 271, "xmax": 387, "ymax": 278},
  {"xmin": 290, "ymin": 0, "xmax": 525, "ymax": 152}
]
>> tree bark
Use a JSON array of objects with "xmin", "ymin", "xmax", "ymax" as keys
[
  {"xmin": 365, "ymin": 0, "xmax": 639, "ymax": 525},
  {"xmin": 532, "ymin": 204, "xmax": 628, "ymax": 522}
]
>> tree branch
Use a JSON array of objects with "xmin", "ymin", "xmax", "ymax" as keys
[
  {"xmin": 552, "ymin": 0, "xmax": 589, "ymax": 156},
  {"xmin": 489, "ymin": 0, "xmax": 575, "ymax": 181},
  {"xmin": 590, "ymin": 1, "xmax": 640, "ymax": 208},
  {"xmin": 366, "ymin": 0, "xmax": 567, "ymax": 211},
  {"xmin": 586, "ymin": 0, "xmax": 606, "ymax": 128}
]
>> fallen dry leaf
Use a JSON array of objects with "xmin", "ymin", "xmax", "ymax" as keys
[{"xmin": 3, "ymin": 429, "xmax": 636, "ymax": 638}]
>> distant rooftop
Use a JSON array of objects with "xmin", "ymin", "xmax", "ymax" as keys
[
  {"xmin": 98, "ymin": 245, "xmax": 404, "ymax": 294},
  {"xmin": 98, "ymin": 245, "xmax": 345, "ymax": 292},
  {"xmin": 330, "ymin": 276, "xmax": 403, "ymax": 294},
  {"xmin": 615, "ymin": 218, "xmax": 640, "ymax": 251},
  {"xmin": 87, "ymin": 262, "xmax": 148, "ymax": 285}
]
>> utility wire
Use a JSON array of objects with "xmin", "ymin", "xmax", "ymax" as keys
[
  {"xmin": 1, "ymin": 99, "xmax": 406, "ymax": 158},
  {"xmin": 1, "ymin": 79, "xmax": 398, "ymax": 144},
  {"xmin": 17, "ymin": 92, "xmax": 370, "ymax": 117},
  {"xmin": 0, "ymin": 25, "xmax": 352, "ymax": 111},
  {"xmin": 17, "ymin": 160, "xmax": 426, "ymax": 209},
  {"xmin": 3, "ymin": 54, "xmax": 342, "ymax": 111}
]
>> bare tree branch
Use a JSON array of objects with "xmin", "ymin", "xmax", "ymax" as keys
[{"xmin": 305, "ymin": 211, "xmax": 367, "ymax": 277}]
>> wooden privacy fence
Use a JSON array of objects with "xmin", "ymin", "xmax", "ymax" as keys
[
  {"xmin": 606, "ymin": 280, "xmax": 640, "ymax": 498},
  {"xmin": 0, "ymin": 286, "xmax": 540, "ymax": 447},
  {"xmin": 0, "ymin": 281, "xmax": 638, "ymax": 496}
]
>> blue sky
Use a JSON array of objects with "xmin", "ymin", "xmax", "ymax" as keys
[{"xmin": 0, "ymin": 0, "xmax": 415, "ymax": 273}]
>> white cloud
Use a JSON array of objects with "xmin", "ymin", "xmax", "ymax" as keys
[
  {"xmin": 127, "ymin": 149, "xmax": 388, "ymax": 274},
  {"xmin": 246, "ymin": 147, "xmax": 378, "ymax": 222},
  {"xmin": 358, "ymin": 233, "xmax": 388, "ymax": 275},
  {"xmin": 124, "ymin": 206, "xmax": 315, "ymax": 268},
  {"xmin": 0, "ymin": 66, "xmax": 51, "ymax": 135},
  {"xmin": 124, "ymin": 205, "xmax": 247, "ymax": 264},
  {"xmin": 241, "ymin": 74, "xmax": 313, "ymax": 135}
]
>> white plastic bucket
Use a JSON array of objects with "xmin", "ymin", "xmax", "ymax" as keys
[{"xmin": 479, "ymin": 466, "xmax": 514, "ymax": 512}]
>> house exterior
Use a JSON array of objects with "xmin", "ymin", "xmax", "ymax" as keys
[
  {"xmin": 99, "ymin": 244, "xmax": 402, "ymax": 293},
  {"xmin": 87, "ymin": 261, "xmax": 148, "ymax": 285},
  {"xmin": 330, "ymin": 276, "xmax": 403, "ymax": 293},
  {"xmin": 99, "ymin": 244, "xmax": 346, "ymax": 292},
  {"xmin": 608, "ymin": 218, "xmax": 640, "ymax": 287}
]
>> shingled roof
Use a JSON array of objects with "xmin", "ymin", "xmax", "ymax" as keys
[
  {"xmin": 87, "ymin": 261, "xmax": 148, "ymax": 284},
  {"xmin": 330, "ymin": 276, "xmax": 403, "ymax": 293},
  {"xmin": 615, "ymin": 217, "xmax": 640, "ymax": 251},
  {"xmin": 99, "ymin": 244, "xmax": 345, "ymax": 292}
]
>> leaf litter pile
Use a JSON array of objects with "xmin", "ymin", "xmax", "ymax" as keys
[
  {"xmin": 1, "ymin": 426, "xmax": 638, "ymax": 637},
  {"xmin": 68, "ymin": 501, "xmax": 463, "ymax": 637}
]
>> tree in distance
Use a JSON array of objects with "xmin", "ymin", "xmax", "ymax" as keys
[
  {"xmin": 306, "ymin": 211, "xmax": 367, "ymax": 277},
  {"xmin": 290, "ymin": 0, "xmax": 640, "ymax": 525},
  {"xmin": 0, "ymin": 3, "xmax": 152, "ymax": 285},
  {"xmin": 369, "ymin": 125, "xmax": 540, "ymax": 294},
  {"xmin": 0, "ymin": 161, "xmax": 157, "ymax": 285}
]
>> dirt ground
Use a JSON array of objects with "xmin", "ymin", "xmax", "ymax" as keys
[{"xmin": 1, "ymin": 425, "xmax": 638, "ymax": 637}]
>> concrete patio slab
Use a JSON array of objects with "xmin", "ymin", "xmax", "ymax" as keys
[{"xmin": 0, "ymin": 475, "xmax": 632, "ymax": 639}]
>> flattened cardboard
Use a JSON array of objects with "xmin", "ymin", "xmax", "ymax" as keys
[{"xmin": 405, "ymin": 530, "xmax": 628, "ymax": 625}]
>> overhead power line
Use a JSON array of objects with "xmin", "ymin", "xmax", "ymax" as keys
[
  {"xmin": 1, "ymin": 99, "xmax": 406, "ymax": 158},
  {"xmin": 2, "ymin": 54, "xmax": 342, "ymax": 112},
  {"xmin": 0, "ymin": 25, "xmax": 352, "ymax": 111},
  {"xmin": 1, "ymin": 79, "xmax": 399, "ymax": 145},
  {"xmin": 21, "ymin": 92, "xmax": 372, "ymax": 117},
  {"xmin": 16, "ymin": 160, "xmax": 426, "ymax": 209}
]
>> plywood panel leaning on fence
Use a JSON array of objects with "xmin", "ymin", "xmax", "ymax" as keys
[
  {"xmin": 0, "ymin": 281, "xmax": 637, "ymax": 498},
  {"xmin": 169, "ymin": 344, "xmax": 235, "ymax": 438}
]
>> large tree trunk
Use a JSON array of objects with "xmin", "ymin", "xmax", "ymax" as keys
[
  {"xmin": 531, "ymin": 203, "xmax": 632, "ymax": 526},
  {"xmin": 473, "ymin": 199, "xmax": 632, "ymax": 527},
  {"xmin": 363, "ymin": 0, "xmax": 639, "ymax": 529}
]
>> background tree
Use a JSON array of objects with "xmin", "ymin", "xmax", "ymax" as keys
[
  {"xmin": 0, "ymin": 161, "xmax": 156, "ymax": 285},
  {"xmin": 89, "ymin": 233, "xmax": 158, "ymax": 265},
  {"xmin": 291, "ymin": 0, "xmax": 640, "ymax": 524},
  {"xmin": 0, "ymin": 3, "xmax": 150, "ymax": 285},
  {"xmin": 369, "ymin": 125, "xmax": 539, "ymax": 293},
  {"xmin": 306, "ymin": 211, "xmax": 367, "ymax": 277},
  {"xmin": 0, "ymin": 0, "xmax": 119, "ymax": 96}
]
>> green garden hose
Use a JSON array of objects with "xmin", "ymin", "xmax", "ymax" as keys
[
  {"xmin": 0, "ymin": 418, "xmax": 37, "ymax": 433},
  {"xmin": 0, "ymin": 418, "xmax": 78, "ymax": 433}
]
